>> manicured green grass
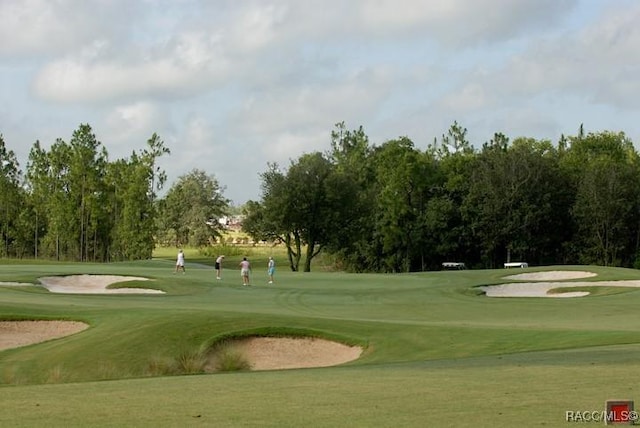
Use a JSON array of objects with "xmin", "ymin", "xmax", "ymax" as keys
[{"xmin": 2, "ymin": 261, "xmax": 640, "ymax": 426}]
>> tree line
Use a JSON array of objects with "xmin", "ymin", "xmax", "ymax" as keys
[
  {"xmin": 2, "ymin": 121, "xmax": 639, "ymax": 271},
  {"xmin": 243, "ymin": 122, "xmax": 640, "ymax": 272},
  {"xmin": 0, "ymin": 124, "xmax": 229, "ymax": 261}
]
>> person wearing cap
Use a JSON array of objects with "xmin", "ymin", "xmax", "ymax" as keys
[{"xmin": 215, "ymin": 255, "xmax": 225, "ymax": 279}]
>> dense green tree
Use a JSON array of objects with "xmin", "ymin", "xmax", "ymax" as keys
[
  {"xmin": 561, "ymin": 131, "xmax": 640, "ymax": 266},
  {"xmin": 143, "ymin": 133, "xmax": 171, "ymax": 202},
  {"xmin": 244, "ymin": 163, "xmax": 305, "ymax": 271},
  {"xmin": 7, "ymin": 121, "xmax": 640, "ymax": 272},
  {"xmin": 106, "ymin": 135, "xmax": 170, "ymax": 260},
  {"xmin": 426, "ymin": 122, "xmax": 477, "ymax": 266},
  {"xmin": 326, "ymin": 123, "xmax": 376, "ymax": 271},
  {"xmin": 0, "ymin": 135, "xmax": 24, "ymax": 257},
  {"xmin": 105, "ymin": 155, "xmax": 153, "ymax": 260},
  {"xmin": 463, "ymin": 135, "xmax": 572, "ymax": 267},
  {"xmin": 286, "ymin": 152, "xmax": 352, "ymax": 272},
  {"xmin": 368, "ymin": 137, "xmax": 438, "ymax": 272},
  {"xmin": 24, "ymin": 126, "xmax": 170, "ymax": 261},
  {"xmin": 68, "ymin": 124, "xmax": 109, "ymax": 261},
  {"xmin": 159, "ymin": 169, "xmax": 229, "ymax": 247},
  {"xmin": 246, "ymin": 151, "xmax": 357, "ymax": 272},
  {"xmin": 27, "ymin": 125, "xmax": 110, "ymax": 261},
  {"xmin": 25, "ymin": 141, "xmax": 51, "ymax": 258}
]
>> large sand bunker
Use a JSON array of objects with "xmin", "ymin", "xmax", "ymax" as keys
[
  {"xmin": 483, "ymin": 270, "xmax": 640, "ymax": 297},
  {"xmin": 0, "ymin": 275, "xmax": 163, "ymax": 294},
  {"xmin": 503, "ymin": 270, "xmax": 598, "ymax": 281},
  {"xmin": 0, "ymin": 321, "xmax": 88, "ymax": 351},
  {"xmin": 230, "ymin": 337, "xmax": 363, "ymax": 370},
  {"xmin": 38, "ymin": 275, "xmax": 163, "ymax": 294}
]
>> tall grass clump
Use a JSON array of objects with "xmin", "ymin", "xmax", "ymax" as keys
[
  {"xmin": 212, "ymin": 345, "xmax": 251, "ymax": 372},
  {"xmin": 175, "ymin": 349, "xmax": 208, "ymax": 374},
  {"xmin": 145, "ymin": 350, "xmax": 208, "ymax": 376},
  {"xmin": 145, "ymin": 356, "xmax": 177, "ymax": 377}
]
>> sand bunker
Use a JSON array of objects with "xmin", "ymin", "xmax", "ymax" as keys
[
  {"xmin": 37, "ymin": 275, "xmax": 164, "ymax": 294},
  {"xmin": 503, "ymin": 270, "xmax": 597, "ymax": 281},
  {"xmin": 483, "ymin": 269, "xmax": 640, "ymax": 297},
  {"xmin": 0, "ymin": 321, "xmax": 88, "ymax": 351},
  {"xmin": 1, "ymin": 275, "xmax": 163, "ymax": 294},
  {"xmin": 229, "ymin": 337, "xmax": 363, "ymax": 370}
]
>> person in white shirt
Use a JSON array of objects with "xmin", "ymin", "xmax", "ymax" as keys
[{"xmin": 175, "ymin": 249, "xmax": 186, "ymax": 274}]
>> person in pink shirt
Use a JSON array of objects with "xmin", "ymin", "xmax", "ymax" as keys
[{"xmin": 239, "ymin": 257, "xmax": 251, "ymax": 286}]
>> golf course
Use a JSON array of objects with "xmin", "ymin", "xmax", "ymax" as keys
[{"xmin": 2, "ymin": 253, "xmax": 640, "ymax": 427}]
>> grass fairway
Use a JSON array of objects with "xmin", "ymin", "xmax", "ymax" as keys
[{"xmin": 2, "ymin": 260, "xmax": 640, "ymax": 427}]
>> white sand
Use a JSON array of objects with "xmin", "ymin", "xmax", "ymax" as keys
[
  {"xmin": 1, "ymin": 275, "xmax": 162, "ymax": 294},
  {"xmin": 225, "ymin": 337, "xmax": 363, "ymax": 370},
  {"xmin": 38, "ymin": 275, "xmax": 164, "ymax": 294},
  {"xmin": 0, "ymin": 321, "xmax": 89, "ymax": 351},
  {"xmin": 483, "ymin": 269, "xmax": 640, "ymax": 297},
  {"xmin": 503, "ymin": 270, "xmax": 598, "ymax": 281}
]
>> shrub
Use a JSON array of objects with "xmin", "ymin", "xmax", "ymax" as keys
[{"xmin": 212, "ymin": 345, "xmax": 251, "ymax": 372}]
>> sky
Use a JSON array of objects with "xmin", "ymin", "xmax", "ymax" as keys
[{"xmin": 1, "ymin": 0, "xmax": 639, "ymax": 204}]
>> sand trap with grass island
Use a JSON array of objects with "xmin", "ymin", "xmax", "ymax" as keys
[
  {"xmin": 0, "ymin": 275, "xmax": 362, "ymax": 369},
  {"xmin": 0, "ymin": 274, "xmax": 164, "ymax": 294},
  {"xmin": 482, "ymin": 270, "xmax": 640, "ymax": 297},
  {"xmin": 38, "ymin": 275, "xmax": 164, "ymax": 294}
]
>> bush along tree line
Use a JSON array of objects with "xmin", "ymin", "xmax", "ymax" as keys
[
  {"xmin": 243, "ymin": 122, "xmax": 640, "ymax": 272},
  {"xmin": 0, "ymin": 124, "xmax": 229, "ymax": 261}
]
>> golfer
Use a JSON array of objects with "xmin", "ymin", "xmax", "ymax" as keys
[
  {"xmin": 267, "ymin": 256, "xmax": 275, "ymax": 284},
  {"xmin": 215, "ymin": 255, "xmax": 225, "ymax": 279},
  {"xmin": 175, "ymin": 249, "xmax": 186, "ymax": 274},
  {"xmin": 239, "ymin": 257, "xmax": 251, "ymax": 286}
]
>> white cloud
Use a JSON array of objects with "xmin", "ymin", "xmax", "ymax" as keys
[
  {"xmin": 225, "ymin": 3, "xmax": 287, "ymax": 53},
  {"xmin": 105, "ymin": 102, "xmax": 164, "ymax": 142},
  {"xmin": 267, "ymin": 130, "xmax": 328, "ymax": 161},
  {"xmin": 32, "ymin": 30, "xmax": 231, "ymax": 103},
  {"xmin": 494, "ymin": 2, "xmax": 640, "ymax": 108},
  {"xmin": 292, "ymin": 0, "xmax": 576, "ymax": 45},
  {"xmin": 441, "ymin": 83, "xmax": 490, "ymax": 112},
  {"xmin": 0, "ymin": 0, "xmax": 131, "ymax": 57},
  {"xmin": 184, "ymin": 115, "xmax": 216, "ymax": 148}
]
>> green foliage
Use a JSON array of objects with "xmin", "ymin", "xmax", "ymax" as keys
[
  {"xmin": 158, "ymin": 169, "xmax": 230, "ymax": 247},
  {"xmin": 20, "ymin": 126, "xmax": 170, "ymax": 262},
  {"xmin": 6, "ymin": 121, "xmax": 640, "ymax": 272},
  {"xmin": 0, "ymin": 134, "xmax": 25, "ymax": 258},
  {"xmin": 246, "ymin": 152, "xmax": 357, "ymax": 272}
]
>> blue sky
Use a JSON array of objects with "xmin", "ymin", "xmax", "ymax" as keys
[{"xmin": 1, "ymin": 0, "xmax": 639, "ymax": 204}]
